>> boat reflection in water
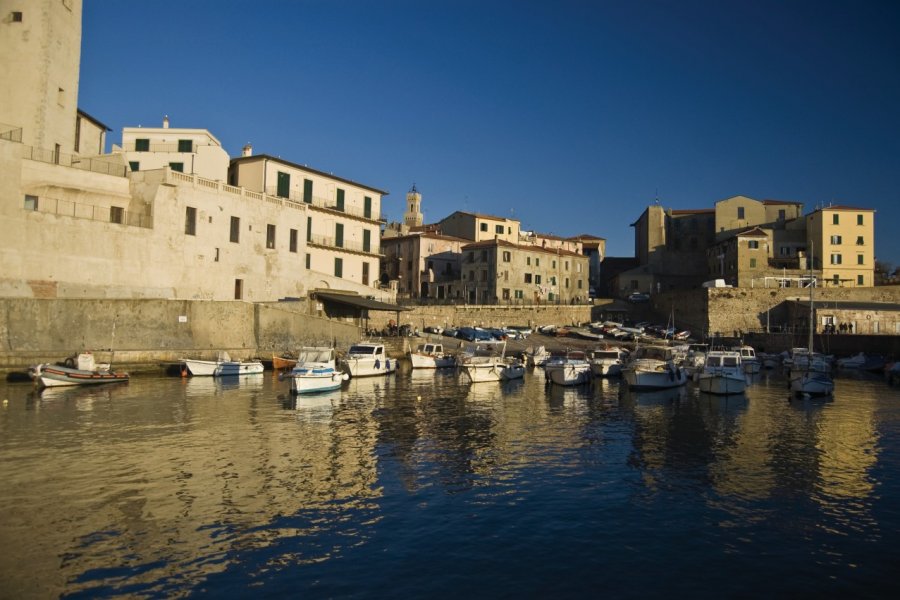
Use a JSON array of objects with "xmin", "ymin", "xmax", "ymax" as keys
[
  {"xmin": 184, "ymin": 372, "xmax": 265, "ymax": 397},
  {"xmin": 547, "ymin": 381, "xmax": 592, "ymax": 409},
  {"xmin": 286, "ymin": 388, "xmax": 342, "ymax": 420}
]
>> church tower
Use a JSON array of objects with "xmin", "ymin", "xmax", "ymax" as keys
[{"xmin": 403, "ymin": 184, "xmax": 424, "ymax": 228}]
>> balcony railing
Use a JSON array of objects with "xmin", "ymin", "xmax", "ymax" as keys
[
  {"xmin": 0, "ymin": 124, "xmax": 22, "ymax": 143},
  {"xmin": 264, "ymin": 187, "xmax": 382, "ymax": 222},
  {"xmin": 308, "ymin": 233, "xmax": 381, "ymax": 255},
  {"xmin": 24, "ymin": 195, "xmax": 153, "ymax": 228},
  {"xmin": 23, "ymin": 145, "xmax": 127, "ymax": 177}
]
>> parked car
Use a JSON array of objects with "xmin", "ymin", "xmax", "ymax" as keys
[
  {"xmin": 507, "ymin": 326, "xmax": 532, "ymax": 339},
  {"xmin": 627, "ymin": 292, "xmax": 650, "ymax": 303},
  {"xmin": 443, "ymin": 327, "xmax": 459, "ymax": 338},
  {"xmin": 423, "ymin": 326, "xmax": 443, "ymax": 335}
]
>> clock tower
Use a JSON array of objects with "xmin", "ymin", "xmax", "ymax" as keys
[{"xmin": 403, "ymin": 184, "xmax": 424, "ymax": 228}]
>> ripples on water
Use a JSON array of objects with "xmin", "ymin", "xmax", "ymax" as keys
[{"xmin": 2, "ymin": 367, "xmax": 900, "ymax": 597}]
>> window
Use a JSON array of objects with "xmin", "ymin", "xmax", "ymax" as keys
[
  {"xmin": 24, "ymin": 195, "xmax": 38, "ymax": 211},
  {"xmin": 277, "ymin": 172, "xmax": 290, "ymax": 198},
  {"xmin": 230, "ymin": 216, "xmax": 240, "ymax": 243},
  {"xmin": 74, "ymin": 117, "xmax": 81, "ymax": 152},
  {"xmin": 750, "ymin": 258, "xmax": 757, "ymax": 268},
  {"xmin": 778, "ymin": 209, "xmax": 785, "ymax": 220},
  {"xmin": 502, "ymin": 251, "xmax": 511, "ymax": 262},
  {"xmin": 833, "ymin": 214, "xmax": 840, "ymax": 225},
  {"xmin": 502, "ymin": 288, "xmax": 510, "ymax": 300},
  {"xmin": 287, "ymin": 228, "xmax": 297, "ymax": 252},
  {"xmin": 577, "ymin": 263, "xmax": 582, "ymax": 273},
  {"xmin": 481, "ymin": 270, "xmax": 487, "ymax": 281},
  {"xmin": 565, "ymin": 261, "xmax": 569, "ymax": 270},
  {"xmin": 169, "ymin": 162, "xmax": 184, "ymax": 172},
  {"xmin": 135, "ymin": 138, "xmax": 149, "ymax": 152},
  {"xmin": 364, "ymin": 196, "xmax": 372, "ymax": 219},
  {"xmin": 552, "ymin": 260, "xmax": 557, "ymax": 269},
  {"xmin": 748, "ymin": 240, "xmax": 759, "ymax": 249},
  {"xmin": 336, "ymin": 188, "xmax": 345, "ymax": 211},
  {"xmin": 305, "ymin": 253, "xmax": 311, "ymax": 269},
  {"xmin": 303, "ymin": 179, "xmax": 313, "ymax": 203},
  {"xmin": 737, "ymin": 207, "xmax": 745, "ymax": 219},
  {"xmin": 857, "ymin": 254, "xmax": 864, "ymax": 265},
  {"xmin": 857, "ymin": 214, "xmax": 864, "ymax": 225},
  {"xmin": 11, "ymin": 11, "xmax": 22, "ymax": 21},
  {"xmin": 335, "ymin": 223, "xmax": 344, "ymax": 248},
  {"xmin": 128, "ymin": 161, "xmax": 139, "ymax": 172},
  {"xmin": 185, "ymin": 206, "xmax": 197, "ymax": 235},
  {"xmin": 178, "ymin": 139, "xmax": 193, "ymax": 152},
  {"xmin": 480, "ymin": 250, "xmax": 487, "ymax": 261},
  {"xmin": 306, "ymin": 216, "xmax": 312, "ymax": 241},
  {"xmin": 495, "ymin": 224, "xmax": 504, "ymax": 234},
  {"xmin": 780, "ymin": 246, "xmax": 791, "ymax": 256},
  {"xmin": 363, "ymin": 230, "xmax": 371, "ymax": 253},
  {"xmin": 577, "ymin": 280, "xmax": 583, "ymax": 289},
  {"xmin": 266, "ymin": 224, "xmax": 276, "ymax": 249},
  {"xmin": 110, "ymin": 206, "xmax": 124, "ymax": 224},
  {"xmin": 234, "ymin": 279, "xmax": 243, "ymax": 300},
  {"xmin": 214, "ymin": 248, "xmax": 219, "ymax": 262},
  {"xmin": 856, "ymin": 236, "xmax": 864, "ymax": 245},
  {"xmin": 565, "ymin": 277, "xmax": 570, "ymax": 288},
  {"xmin": 526, "ymin": 257, "xmax": 531, "ymax": 266},
  {"xmin": 524, "ymin": 273, "xmax": 532, "ymax": 283},
  {"xmin": 480, "ymin": 223, "xmax": 488, "ymax": 232},
  {"xmin": 831, "ymin": 254, "xmax": 842, "ymax": 265},
  {"xmin": 858, "ymin": 275, "xmax": 864, "ymax": 285},
  {"xmin": 334, "ymin": 257, "xmax": 343, "ymax": 278},
  {"xmin": 362, "ymin": 262, "xmax": 370, "ymax": 285},
  {"xmin": 535, "ymin": 275, "xmax": 542, "ymax": 284},
  {"xmin": 515, "ymin": 290, "xmax": 524, "ymax": 299},
  {"xmin": 830, "ymin": 235, "xmax": 842, "ymax": 245},
  {"xmin": 535, "ymin": 258, "xmax": 540, "ymax": 267}
]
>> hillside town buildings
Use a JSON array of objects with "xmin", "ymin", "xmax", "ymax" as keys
[{"xmin": 0, "ymin": 0, "xmax": 883, "ymax": 317}]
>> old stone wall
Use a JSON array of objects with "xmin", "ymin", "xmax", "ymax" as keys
[
  {"xmin": 0, "ymin": 298, "xmax": 360, "ymax": 372},
  {"xmin": 366, "ymin": 303, "xmax": 593, "ymax": 333}
]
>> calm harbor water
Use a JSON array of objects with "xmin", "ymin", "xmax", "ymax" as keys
[{"xmin": 2, "ymin": 366, "xmax": 900, "ymax": 598}]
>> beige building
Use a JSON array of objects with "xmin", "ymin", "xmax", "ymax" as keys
[
  {"xmin": 0, "ymin": 0, "xmax": 393, "ymax": 302},
  {"xmin": 380, "ymin": 232, "xmax": 467, "ymax": 299},
  {"xmin": 438, "ymin": 211, "xmax": 521, "ymax": 244},
  {"xmin": 229, "ymin": 153, "xmax": 387, "ymax": 290},
  {"xmin": 456, "ymin": 239, "xmax": 590, "ymax": 304}
]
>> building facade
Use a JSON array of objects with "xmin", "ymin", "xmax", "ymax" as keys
[{"xmin": 437, "ymin": 211, "xmax": 521, "ymax": 244}]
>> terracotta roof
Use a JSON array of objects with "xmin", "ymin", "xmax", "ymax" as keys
[
  {"xmin": 736, "ymin": 227, "xmax": 769, "ymax": 237},
  {"xmin": 568, "ymin": 233, "xmax": 606, "ymax": 240},
  {"xmin": 461, "ymin": 238, "xmax": 585, "ymax": 258},
  {"xmin": 382, "ymin": 232, "xmax": 469, "ymax": 244}
]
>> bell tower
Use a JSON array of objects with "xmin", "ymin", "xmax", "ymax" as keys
[{"xmin": 404, "ymin": 184, "xmax": 424, "ymax": 228}]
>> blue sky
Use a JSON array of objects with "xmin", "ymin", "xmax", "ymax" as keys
[{"xmin": 79, "ymin": 0, "xmax": 900, "ymax": 264}]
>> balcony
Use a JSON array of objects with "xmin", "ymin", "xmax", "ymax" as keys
[
  {"xmin": 307, "ymin": 233, "xmax": 382, "ymax": 256},
  {"xmin": 265, "ymin": 187, "xmax": 382, "ymax": 222},
  {"xmin": 22, "ymin": 145, "xmax": 127, "ymax": 177},
  {"xmin": 0, "ymin": 124, "xmax": 22, "ymax": 142},
  {"xmin": 24, "ymin": 195, "xmax": 152, "ymax": 228}
]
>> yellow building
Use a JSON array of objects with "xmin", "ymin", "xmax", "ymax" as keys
[{"xmin": 807, "ymin": 206, "xmax": 876, "ymax": 287}]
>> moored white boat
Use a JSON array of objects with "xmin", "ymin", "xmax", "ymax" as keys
[
  {"xmin": 697, "ymin": 350, "xmax": 746, "ymax": 395},
  {"xmin": 33, "ymin": 353, "xmax": 129, "ymax": 388},
  {"xmin": 545, "ymin": 351, "xmax": 592, "ymax": 386},
  {"xmin": 589, "ymin": 346, "xmax": 628, "ymax": 377},
  {"xmin": 408, "ymin": 342, "xmax": 456, "ymax": 369},
  {"xmin": 183, "ymin": 352, "xmax": 263, "ymax": 377},
  {"xmin": 459, "ymin": 341, "xmax": 509, "ymax": 383},
  {"xmin": 342, "ymin": 341, "xmax": 396, "ymax": 378},
  {"xmin": 739, "ymin": 345, "xmax": 761, "ymax": 374},
  {"xmin": 790, "ymin": 370, "xmax": 834, "ymax": 397},
  {"xmin": 499, "ymin": 358, "xmax": 526, "ymax": 381},
  {"xmin": 622, "ymin": 345, "xmax": 687, "ymax": 390},
  {"xmin": 289, "ymin": 347, "xmax": 348, "ymax": 394},
  {"xmin": 524, "ymin": 345, "xmax": 551, "ymax": 367}
]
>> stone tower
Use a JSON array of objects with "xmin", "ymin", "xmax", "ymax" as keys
[
  {"xmin": 404, "ymin": 184, "xmax": 424, "ymax": 228},
  {"xmin": 0, "ymin": 0, "xmax": 83, "ymax": 151}
]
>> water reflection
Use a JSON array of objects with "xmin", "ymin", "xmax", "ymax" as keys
[{"xmin": 0, "ymin": 369, "xmax": 899, "ymax": 597}]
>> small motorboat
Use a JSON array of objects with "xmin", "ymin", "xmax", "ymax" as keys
[
  {"xmin": 183, "ymin": 352, "xmax": 264, "ymax": 376},
  {"xmin": 32, "ymin": 353, "xmax": 129, "ymax": 388},
  {"xmin": 288, "ymin": 347, "xmax": 348, "ymax": 394}
]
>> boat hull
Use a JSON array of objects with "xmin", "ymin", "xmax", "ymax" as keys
[
  {"xmin": 409, "ymin": 353, "xmax": 456, "ymax": 369},
  {"xmin": 342, "ymin": 357, "xmax": 396, "ymax": 378},
  {"xmin": 37, "ymin": 364, "xmax": 129, "ymax": 388},
  {"xmin": 291, "ymin": 370, "xmax": 347, "ymax": 394},
  {"xmin": 461, "ymin": 360, "xmax": 504, "ymax": 383},
  {"xmin": 790, "ymin": 372, "xmax": 834, "ymax": 397},
  {"xmin": 548, "ymin": 364, "xmax": 592, "ymax": 386},
  {"xmin": 214, "ymin": 361, "xmax": 264, "ymax": 376},
  {"xmin": 623, "ymin": 366, "xmax": 687, "ymax": 390},
  {"xmin": 499, "ymin": 364, "xmax": 525, "ymax": 381},
  {"xmin": 697, "ymin": 374, "xmax": 746, "ymax": 395},
  {"xmin": 590, "ymin": 361, "xmax": 623, "ymax": 377}
]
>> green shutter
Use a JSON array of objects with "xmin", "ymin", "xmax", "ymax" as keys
[
  {"xmin": 335, "ymin": 257, "xmax": 343, "ymax": 278},
  {"xmin": 306, "ymin": 216, "xmax": 311, "ymax": 241},
  {"xmin": 303, "ymin": 178, "xmax": 313, "ymax": 203},
  {"xmin": 363, "ymin": 229, "xmax": 371, "ymax": 253},
  {"xmin": 277, "ymin": 172, "xmax": 290, "ymax": 198},
  {"xmin": 364, "ymin": 196, "xmax": 372, "ymax": 219},
  {"xmin": 336, "ymin": 189, "xmax": 345, "ymax": 211},
  {"xmin": 335, "ymin": 223, "xmax": 344, "ymax": 248}
]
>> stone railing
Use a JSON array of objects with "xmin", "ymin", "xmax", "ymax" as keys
[
  {"xmin": 167, "ymin": 170, "xmax": 306, "ymax": 212},
  {"xmin": 264, "ymin": 187, "xmax": 382, "ymax": 222},
  {"xmin": 308, "ymin": 233, "xmax": 381, "ymax": 256}
]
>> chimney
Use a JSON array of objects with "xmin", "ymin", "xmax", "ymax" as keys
[
  {"xmin": 242, "ymin": 143, "xmax": 253, "ymax": 157},
  {"xmin": 162, "ymin": 115, "xmax": 169, "ymax": 129}
]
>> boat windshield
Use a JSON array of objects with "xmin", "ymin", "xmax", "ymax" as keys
[{"xmin": 349, "ymin": 345, "xmax": 377, "ymax": 355}]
